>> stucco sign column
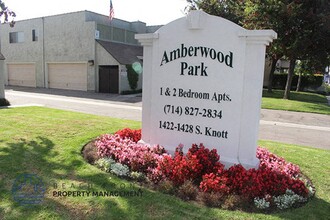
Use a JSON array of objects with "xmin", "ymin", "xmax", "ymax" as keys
[{"xmin": 136, "ymin": 10, "xmax": 277, "ymax": 168}]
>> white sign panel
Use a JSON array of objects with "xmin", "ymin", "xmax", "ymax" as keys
[{"xmin": 136, "ymin": 11, "xmax": 276, "ymax": 168}]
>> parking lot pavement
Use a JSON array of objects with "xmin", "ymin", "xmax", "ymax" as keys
[
  {"xmin": 259, "ymin": 109, "xmax": 330, "ymax": 150},
  {"xmin": 4, "ymin": 86, "xmax": 330, "ymax": 150}
]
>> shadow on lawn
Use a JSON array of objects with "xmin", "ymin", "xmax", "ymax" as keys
[
  {"xmin": 0, "ymin": 137, "xmax": 123, "ymax": 219},
  {"xmin": 262, "ymin": 90, "xmax": 328, "ymax": 104},
  {"xmin": 272, "ymin": 196, "xmax": 330, "ymax": 220}
]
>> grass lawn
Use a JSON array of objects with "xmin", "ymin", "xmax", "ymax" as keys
[
  {"xmin": 262, "ymin": 90, "xmax": 330, "ymax": 115},
  {"xmin": 0, "ymin": 107, "xmax": 329, "ymax": 219}
]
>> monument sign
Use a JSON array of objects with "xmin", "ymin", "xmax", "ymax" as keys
[{"xmin": 136, "ymin": 10, "xmax": 277, "ymax": 168}]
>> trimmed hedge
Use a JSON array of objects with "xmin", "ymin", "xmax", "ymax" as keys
[
  {"xmin": 0, "ymin": 98, "xmax": 10, "ymax": 107},
  {"xmin": 272, "ymin": 74, "xmax": 323, "ymax": 90}
]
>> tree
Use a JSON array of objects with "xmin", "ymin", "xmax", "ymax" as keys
[
  {"xmin": 294, "ymin": 1, "xmax": 330, "ymax": 91},
  {"xmin": 186, "ymin": 0, "xmax": 330, "ymax": 99},
  {"xmin": 0, "ymin": 0, "xmax": 15, "ymax": 27},
  {"xmin": 186, "ymin": 1, "xmax": 285, "ymax": 93},
  {"xmin": 0, "ymin": 0, "xmax": 15, "ymax": 104},
  {"xmin": 242, "ymin": 0, "xmax": 316, "ymax": 99},
  {"xmin": 281, "ymin": 0, "xmax": 330, "ymax": 98},
  {"xmin": 186, "ymin": 0, "xmax": 244, "ymax": 24}
]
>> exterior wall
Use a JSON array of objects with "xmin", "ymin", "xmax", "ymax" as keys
[
  {"xmin": 43, "ymin": 12, "xmax": 96, "ymax": 91},
  {"xmin": 1, "ymin": 18, "xmax": 44, "ymax": 87}
]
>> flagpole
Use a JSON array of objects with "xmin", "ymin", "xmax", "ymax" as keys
[{"xmin": 109, "ymin": 0, "xmax": 114, "ymax": 23}]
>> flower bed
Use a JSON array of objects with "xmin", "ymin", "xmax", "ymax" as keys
[{"xmin": 91, "ymin": 128, "xmax": 315, "ymax": 211}]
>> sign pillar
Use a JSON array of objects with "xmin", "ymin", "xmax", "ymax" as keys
[
  {"xmin": 237, "ymin": 31, "xmax": 278, "ymax": 167},
  {"xmin": 136, "ymin": 11, "xmax": 277, "ymax": 168},
  {"xmin": 136, "ymin": 33, "xmax": 159, "ymax": 143}
]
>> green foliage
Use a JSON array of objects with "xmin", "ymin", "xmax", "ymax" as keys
[
  {"xmin": 126, "ymin": 64, "xmax": 139, "ymax": 91},
  {"xmin": 222, "ymin": 194, "xmax": 243, "ymax": 210},
  {"xmin": 198, "ymin": 191, "xmax": 224, "ymax": 207},
  {"xmin": 273, "ymin": 189, "xmax": 307, "ymax": 210},
  {"xmin": 191, "ymin": 0, "xmax": 330, "ymax": 98},
  {"xmin": 177, "ymin": 180, "xmax": 199, "ymax": 201},
  {"xmin": 0, "ymin": 0, "xmax": 15, "ymax": 26},
  {"xmin": 254, "ymin": 197, "xmax": 270, "ymax": 209},
  {"xmin": 157, "ymin": 179, "xmax": 176, "ymax": 195},
  {"xmin": 321, "ymin": 83, "xmax": 330, "ymax": 95},
  {"xmin": 95, "ymin": 157, "xmax": 116, "ymax": 172},
  {"xmin": 110, "ymin": 163, "xmax": 130, "ymax": 177},
  {"xmin": 272, "ymin": 74, "xmax": 323, "ymax": 90},
  {"xmin": 187, "ymin": 0, "xmax": 244, "ymax": 24},
  {"xmin": 130, "ymin": 171, "xmax": 146, "ymax": 182}
]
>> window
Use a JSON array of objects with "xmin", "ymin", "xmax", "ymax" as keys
[
  {"xmin": 32, "ymin": 29, "xmax": 38, "ymax": 41},
  {"xmin": 9, "ymin": 32, "xmax": 24, "ymax": 43}
]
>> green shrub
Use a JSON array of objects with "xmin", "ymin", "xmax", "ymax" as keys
[
  {"xmin": 254, "ymin": 197, "xmax": 270, "ymax": 209},
  {"xmin": 177, "ymin": 180, "xmax": 199, "ymax": 201},
  {"xmin": 111, "ymin": 163, "xmax": 130, "ymax": 177},
  {"xmin": 126, "ymin": 64, "xmax": 139, "ymax": 91},
  {"xmin": 198, "ymin": 192, "xmax": 224, "ymax": 207},
  {"xmin": 157, "ymin": 179, "xmax": 176, "ymax": 195},
  {"xmin": 130, "ymin": 171, "xmax": 146, "ymax": 182},
  {"xmin": 0, "ymin": 98, "xmax": 10, "ymax": 107},
  {"xmin": 222, "ymin": 194, "xmax": 243, "ymax": 210},
  {"xmin": 320, "ymin": 83, "xmax": 330, "ymax": 95},
  {"xmin": 273, "ymin": 189, "xmax": 307, "ymax": 210},
  {"xmin": 95, "ymin": 157, "xmax": 116, "ymax": 172},
  {"xmin": 82, "ymin": 141, "xmax": 99, "ymax": 164},
  {"xmin": 121, "ymin": 89, "xmax": 142, "ymax": 95},
  {"xmin": 272, "ymin": 74, "xmax": 323, "ymax": 90}
]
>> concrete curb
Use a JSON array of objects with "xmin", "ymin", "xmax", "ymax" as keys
[{"xmin": 0, "ymin": 104, "xmax": 45, "ymax": 109}]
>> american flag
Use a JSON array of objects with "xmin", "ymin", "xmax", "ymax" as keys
[{"xmin": 109, "ymin": 0, "xmax": 114, "ymax": 21}]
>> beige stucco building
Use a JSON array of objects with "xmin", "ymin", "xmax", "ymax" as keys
[{"xmin": 0, "ymin": 10, "xmax": 160, "ymax": 93}]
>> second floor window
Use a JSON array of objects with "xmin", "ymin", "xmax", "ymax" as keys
[
  {"xmin": 32, "ymin": 29, "xmax": 38, "ymax": 41},
  {"xmin": 9, "ymin": 32, "xmax": 24, "ymax": 43}
]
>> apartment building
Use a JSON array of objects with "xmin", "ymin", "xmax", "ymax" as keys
[{"xmin": 0, "ymin": 10, "xmax": 160, "ymax": 93}]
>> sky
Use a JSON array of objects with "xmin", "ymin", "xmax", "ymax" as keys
[{"xmin": 6, "ymin": 0, "xmax": 189, "ymax": 25}]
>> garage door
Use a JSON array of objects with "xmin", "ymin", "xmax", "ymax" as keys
[
  {"xmin": 48, "ymin": 63, "xmax": 87, "ymax": 91},
  {"xmin": 8, "ymin": 64, "xmax": 36, "ymax": 87}
]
